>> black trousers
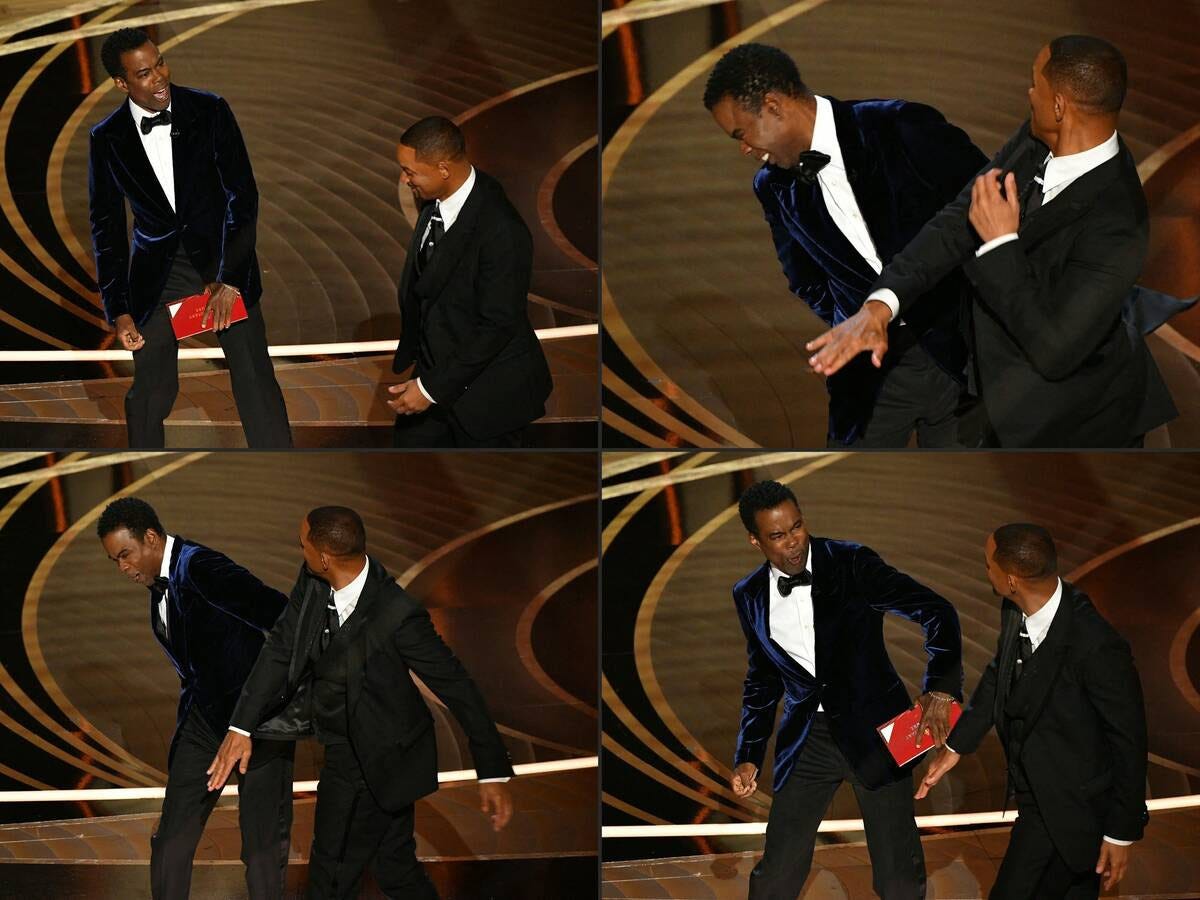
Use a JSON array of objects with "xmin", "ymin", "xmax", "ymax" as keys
[
  {"xmin": 990, "ymin": 787, "xmax": 1101, "ymax": 899},
  {"xmin": 839, "ymin": 342, "xmax": 962, "ymax": 449},
  {"xmin": 150, "ymin": 707, "xmax": 295, "ymax": 900},
  {"xmin": 748, "ymin": 715, "xmax": 925, "ymax": 900},
  {"xmin": 393, "ymin": 402, "xmax": 525, "ymax": 448},
  {"xmin": 306, "ymin": 741, "xmax": 438, "ymax": 900},
  {"xmin": 125, "ymin": 253, "xmax": 292, "ymax": 448}
]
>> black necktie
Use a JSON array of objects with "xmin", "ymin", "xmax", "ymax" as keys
[
  {"xmin": 319, "ymin": 589, "xmax": 340, "ymax": 654},
  {"xmin": 777, "ymin": 570, "xmax": 812, "ymax": 597},
  {"xmin": 419, "ymin": 202, "xmax": 444, "ymax": 271},
  {"xmin": 1020, "ymin": 155, "xmax": 1049, "ymax": 222},
  {"xmin": 141, "ymin": 110, "xmax": 172, "ymax": 135},
  {"xmin": 1013, "ymin": 629, "xmax": 1033, "ymax": 684},
  {"xmin": 792, "ymin": 150, "xmax": 832, "ymax": 185}
]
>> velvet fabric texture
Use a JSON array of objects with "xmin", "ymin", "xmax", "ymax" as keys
[
  {"xmin": 231, "ymin": 558, "xmax": 513, "ymax": 812},
  {"xmin": 89, "ymin": 86, "xmax": 261, "ymax": 327},
  {"xmin": 753, "ymin": 97, "xmax": 986, "ymax": 444},
  {"xmin": 153, "ymin": 538, "xmax": 289, "ymax": 762},
  {"xmin": 733, "ymin": 537, "xmax": 963, "ymax": 792},
  {"xmin": 392, "ymin": 171, "xmax": 553, "ymax": 440},
  {"xmin": 949, "ymin": 582, "xmax": 1149, "ymax": 872}
]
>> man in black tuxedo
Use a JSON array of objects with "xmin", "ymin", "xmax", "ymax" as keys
[
  {"xmin": 97, "ymin": 497, "xmax": 294, "ymax": 900},
  {"xmin": 809, "ymin": 35, "xmax": 1176, "ymax": 447},
  {"xmin": 386, "ymin": 116, "xmax": 553, "ymax": 447},
  {"xmin": 207, "ymin": 506, "xmax": 514, "ymax": 899},
  {"xmin": 90, "ymin": 28, "xmax": 291, "ymax": 448},
  {"xmin": 731, "ymin": 481, "xmax": 963, "ymax": 898},
  {"xmin": 706, "ymin": 44, "xmax": 986, "ymax": 447},
  {"xmin": 916, "ymin": 524, "xmax": 1147, "ymax": 897}
]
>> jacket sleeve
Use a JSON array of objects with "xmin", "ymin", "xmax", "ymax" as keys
[
  {"xmin": 88, "ymin": 129, "xmax": 130, "ymax": 322},
  {"xmin": 945, "ymin": 609, "xmax": 1008, "ymax": 754},
  {"xmin": 856, "ymin": 546, "xmax": 964, "ymax": 699},
  {"xmin": 210, "ymin": 97, "xmax": 258, "ymax": 292},
  {"xmin": 1080, "ymin": 632, "xmax": 1148, "ymax": 842},
  {"xmin": 228, "ymin": 567, "xmax": 306, "ymax": 732},
  {"xmin": 873, "ymin": 122, "xmax": 1032, "ymax": 317},
  {"xmin": 390, "ymin": 601, "xmax": 514, "ymax": 779},
  {"xmin": 963, "ymin": 205, "xmax": 1145, "ymax": 381},
  {"xmin": 186, "ymin": 551, "xmax": 289, "ymax": 632},
  {"xmin": 752, "ymin": 172, "xmax": 835, "ymax": 322},
  {"xmin": 732, "ymin": 591, "xmax": 784, "ymax": 771},
  {"xmin": 418, "ymin": 216, "xmax": 532, "ymax": 405}
]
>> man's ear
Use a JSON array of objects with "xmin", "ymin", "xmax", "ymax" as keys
[{"xmin": 113, "ymin": 76, "xmax": 129, "ymax": 95}]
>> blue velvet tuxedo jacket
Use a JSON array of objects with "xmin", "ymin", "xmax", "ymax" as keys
[
  {"xmin": 753, "ymin": 97, "xmax": 986, "ymax": 444},
  {"xmin": 152, "ymin": 537, "xmax": 288, "ymax": 761},
  {"xmin": 732, "ymin": 537, "xmax": 963, "ymax": 792},
  {"xmin": 89, "ymin": 86, "xmax": 262, "ymax": 327}
]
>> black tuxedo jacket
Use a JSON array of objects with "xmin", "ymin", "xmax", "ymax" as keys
[
  {"xmin": 753, "ymin": 97, "xmax": 985, "ymax": 443},
  {"xmin": 392, "ymin": 171, "xmax": 553, "ymax": 439},
  {"xmin": 152, "ymin": 538, "xmax": 289, "ymax": 761},
  {"xmin": 949, "ymin": 582, "xmax": 1148, "ymax": 872},
  {"xmin": 89, "ymin": 86, "xmax": 262, "ymax": 327},
  {"xmin": 733, "ymin": 537, "xmax": 963, "ymax": 792},
  {"xmin": 873, "ymin": 119, "xmax": 1174, "ymax": 446},
  {"xmin": 230, "ymin": 558, "xmax": 513, "ymax": 811}
]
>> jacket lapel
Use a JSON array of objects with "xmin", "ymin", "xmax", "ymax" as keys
[
  {"xmin": 112, "ymin": 99, "xmax": 174, "ymax": 215},
  {"xmin": 400, "ymin": 201, "xmax": 435, "ymax": 300},
  {"xmin": 807, "ymin": 538, "xmax": 836, "ymax": 681},
  {"xmin": 829, "ymin": 98, "xmax": 894, "ymax": 262},
  {"xmin": 1018, "ymin": 139, "xmax": 1126, "ymax": 249},
  {"xmin": 169, "ymin": 88, "xmax": 199, "ymax": 218},
  {"xmin": 163, "ymin": 539, "xmax": 187, "ymax": 668},
  {"xmin": 411, "ymin": 172, "xmax": 487, "ymax": 307},
  {"xmin": 1004, "ymin": 585, "xmax": 1073, "ymax": 732},
  {"xmin": 343, "ymin": 558, "xmax": 387, "ymax": 713}
]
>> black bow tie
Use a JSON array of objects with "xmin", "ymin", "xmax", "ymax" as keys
[
  {"xmin": 777, "ymin": 570, "xmax": 812, "ymax": 596},
  {"xmin": 141, "ymin": 109, "xmax": 172, "ymax": 135},
  {"xmin": 152, "ymin": 576, "xmax": 169, "ymax": 593},
  {"xmin": 792, "ymin": 150, "xmax": 831, "ymax": 185}
]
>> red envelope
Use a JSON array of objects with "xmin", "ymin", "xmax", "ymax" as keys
[
  {"xmin": 166, "ymin": 290, "xmax": 248, "ymax": 340},
  {"xmin": 876, "ymin": 700, "xmax": 963, "ymax": 766}
]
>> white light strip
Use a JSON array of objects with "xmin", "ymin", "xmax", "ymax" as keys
[
  {"xmin": 601, "ymin": 794, "xmax": 1200, "ymax": 837},
  {"xmin": 0, "ymin": 756, "xmax": 596, "ymax": 802},
  {"xmin": 0, "ymin": 325, "xmax": 597, "ymax": 363}
]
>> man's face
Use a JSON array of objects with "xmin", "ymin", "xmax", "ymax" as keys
[
  {"xmin": 710, "ymin": 93, "xmax": 804, "ymax": 169},
  {"xmin": 748, "ymin": 500, "xmax": 810, "ymax": 576},
  {"xmin": 397, "ymin": 143, "xmax": 447, "ymax": 203},
  {"xmin": 114, "ymin": 41, "xmax": 171, "ymax": 112},
  {"xmin": 101, "ymin": 527, "xmax": 164, "ymax": 586},
  {"xmin": 299, "ymin": 516, "xmax": 326, "ymax": 581},
  {"xmin": 1028, "ymin": 44, "xmax": 1057, "ymax": 143},
  {"xmin": 983, "ymin": 534, "xmax": 1009, "ymax": 598}
]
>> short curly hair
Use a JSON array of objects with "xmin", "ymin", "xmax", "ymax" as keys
[
  {"xmin": 97, "ymin": 496, "xmax": 165, "ymax": 541},
  {"xmin": 703, "ymin": 43, "xmax": 808, "ymax": 112},
  {"xmin": 100, "ymin": 27, "xmax": 152, "ymax": 80},
  {"xmin": 738, "ymin": 480, "xmax": 799, "ymax": 534}
]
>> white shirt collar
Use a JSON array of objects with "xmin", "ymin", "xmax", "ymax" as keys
[
  {"xmin": 332, "ymin": 556, "xmax": 370, "ymax": 619},
  {"xmin": 1023, "ymin": 577, "xmax": 1062, "ymax": 648},
  {"xmin": 159, "ymin": 534, "xmax": 175, "ymax": 580},
  {"xmin": 1041, "ymin": 131, "xmax": 1119, "ymax": 196},
  {"xmin": 129, "ymin": 97, "xmax": 172, "ymax": 127},
  {"xmin": 436, "ymin": 166, "xmax": 476, "ymax": 231},
  {"xmin": 808, "ymin": 96, "xmax": 845, "ymax": 172}
]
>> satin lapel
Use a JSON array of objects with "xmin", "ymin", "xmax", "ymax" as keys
[
  {"xmin": 808, "ymin": 538, "xmax": 836, "ymax": 681},
  {"xmin": 1018, "ymin": 142, "xmax": 1125, "ymax": 248},
  {"xmin": 344, "ymin": 563, "xmax": 386, "ymax": 713},
  {"xmin": 992, "ymin": 598, "xmax": 1023, "ymax": 723},
  {"xmin": 165, "ymin": 540, "xmax": 187, "ymax": 670},
  {"xmin": 412, "ymin": 174, "xmax": 486, "ymax": 305},
  {"xmin": 290, "ymin": 571, "xmax": 325, "ymax": 687},
  {"xmin": 111, "ymin": 101, "xmax": 173, "ymax": 214},
  {"xmin": 770, "ymin": 172, "xmax": 876, "ymax": 287},
  {"xmin": 1013, "ymin": 588, "xmax": 1074, "ymax": 734},
  {"xmin": 829, "ymin": 98, "xmax": 894, "ymax": 261},
  {"xmin": 169, "ymin": 89, "xmax": 199, "ymax": 218},
  {"xmin": 400, "ymin": 201, "xmax": 435, "ymax": 300}
]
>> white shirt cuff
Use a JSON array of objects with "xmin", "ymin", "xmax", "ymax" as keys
[
  {"xmin": 416, "ymin": 377, "xmax": 436, "ymax": 404},
  {"xmin": 866, "ymin": 289, "xmax": 900, "ymax": 322},
  {"xmin": 479, "ymin": 777, "xmax": 510, "ymax": 783},
  {"xmin": 1103, "ymin": 836, "xmax": 1133, "ymax": 846},
  {"xmin": 228, "ymin": 726, "xmax": 251, "ymax": 737},
  {"xmin": 976, "ymin": 233, "xmax": 1019, "ymax": 257}
]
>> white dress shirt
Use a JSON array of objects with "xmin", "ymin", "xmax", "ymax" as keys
[
  {"xmin": 156, "ymin": 534, "xmax": 175, "ymax": 637},
  {"xmin": 768, "ymin": 559, "xmax": 822, "ymax": 711},
  {"xmin": 810, "ymin": 96, "xmax": 883, "ymax": 275},
  {"xmin": 129, "ymin": 98, "xmax": 175, "ymax": 211},
  {"xmin": 870, "ymin": 131, "xmax": 1121, "ymax": 318},
  {"xmin": 415, "ymin": 166, "xmax": 477, "ymax": 404}
]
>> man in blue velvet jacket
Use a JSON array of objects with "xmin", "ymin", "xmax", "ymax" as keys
[
  {"xmin": 731, "ymin": 481, "xmax": 963, "ymax": 898},
  {"xmin": 706, "ymin": 44, "xmax": 986, "ymax": 447},
  {"xmin": 89, "ymin": 28, "xmax": 291, "ymax": 448},
  {"xmin": 98, "ymin": 497, "xmax": 292, "ymax": 900}
]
